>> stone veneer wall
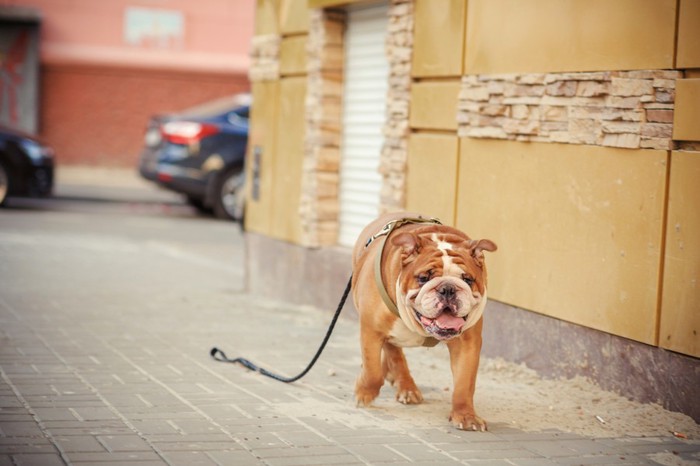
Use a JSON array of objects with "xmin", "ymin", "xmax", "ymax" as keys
[
  {"xmin": 300, "ymin": 0, "xmax": 415, "ymax": 246},
  {"xmin": 300, "ymin": 9, "xmax": 346, "ymax": 247},
  {"xmin": 379, "ymin": 0, "xmax": 414, "ymax": 213},
  {"xmin": 458, "ymin": 70, "xmax": 682, "ymax": 150},
  {"xmin": 249, "ymin": 34, "xmax": 280, "ymax": 82}
]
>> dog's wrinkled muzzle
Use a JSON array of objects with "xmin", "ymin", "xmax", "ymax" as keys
[{"xmin": 412, "ymin": 308, "xmax": 466, "ymax": 339}]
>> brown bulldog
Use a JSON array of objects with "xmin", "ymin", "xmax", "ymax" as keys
[{"xmin": 351, "ymin": 211, "xmax": 497, "ymax": 431}]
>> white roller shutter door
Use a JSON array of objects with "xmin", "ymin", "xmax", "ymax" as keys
[{"xmin": 338, "ymin": 2, "xmax": 389, "ymax": 247}]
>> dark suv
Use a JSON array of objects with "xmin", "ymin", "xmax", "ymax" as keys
[
  {"xmin": 0, "ymin": 124, "xmax": 54, "ymax": 206},
  {"xmin": 138, "ymin": 94, "xmax": 250, "ymax": 221}
]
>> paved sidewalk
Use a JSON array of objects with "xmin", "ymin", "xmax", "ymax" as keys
[
  {"xmin": 0, "ymin": 168, "xmax": 698, "ymax": 465},
  {"xmin": 54, "ymin": 165, "xmax": 186, "ymax": 205},
  {"xmin": 2, "ymin": 289, "xmax": 698, "ymax": 466}
]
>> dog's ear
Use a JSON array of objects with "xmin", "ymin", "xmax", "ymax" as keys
[
  {"xmin": 468, "ymin": 239, "xmax": 497, "ymax": 266},
  {"xmin": 392, "ymin": 232, "xmax": 422, "ymax": 262}
]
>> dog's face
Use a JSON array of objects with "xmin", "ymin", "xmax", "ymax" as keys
[{"xmin": 392, "ymin": 229, "xmax": 497, "ymax": 340}]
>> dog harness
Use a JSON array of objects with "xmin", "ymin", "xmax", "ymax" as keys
[{"xmin": 365, "ymin": 216, "xmax": 443, "ymax": 348}]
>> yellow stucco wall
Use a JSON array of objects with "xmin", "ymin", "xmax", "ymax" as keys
[
  {"xmin": 280, "ymin": 35, "xmax": 308, "ymax": 76},
  {"xmin": 247, "ymin": 0, "xmax": 699, "ymax": 356},
  {"xmin": 245, "ymin": 81, "xmax": 280, "ymax": 235},
  {"xmin": 465, "ymin": 0, "xmax": 677, "ymax": 74},
  {"xmin": 673, "ymin": 79, "xmax": 700, "ymax": 142},
  {"xmin": 280, "ymin": 0, "xmax": 310, "ymax": 34},
  {"xmin": 412, "ymin": 0, "xmax": 466, "ymax": 77},
  {"xmin": 455, "ymin": 139, "xmax": 667, "ymax": 344},
  {"xmin": 660, "ymin": 151, "xmax": 700, "ymax": 357},
  {"xmin": 406, "ymin": 133, "xmax": 458, "ymax": 224},
  {"xmin": 255, "ymin": 0, "xmax": 281, "ymax": 35},
  {"xmin": 677, "ymin": 0, "xmax": 700, "ymax": 69},
  {"xmin": 409, "ymin": 81, "xmax": 461, "ymax": 131},
  {"xmin": 269, "ymin": 76, "xmax": 307, "ymax": 243}
]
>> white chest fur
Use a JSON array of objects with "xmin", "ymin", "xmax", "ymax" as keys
[{"xmin": 387, "ymin": 319, "xmax": 428, "ymax": 347}]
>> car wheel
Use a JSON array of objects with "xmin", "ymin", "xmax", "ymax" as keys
[
  {"xmin": 213, "ymin": 167, "xmax": 244, "ymax": 221},
  {"xmin": 0, "ymin": 160, "xmax": 9, "ymax": 206}
]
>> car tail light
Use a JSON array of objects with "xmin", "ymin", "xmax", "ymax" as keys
[
  {"xmin": 161, "ymin": 121, "xmax": 219, "ymax": 144},
  {"xmin": 157, "ymin": 172, "xmax": 173, "ymax": 182}
]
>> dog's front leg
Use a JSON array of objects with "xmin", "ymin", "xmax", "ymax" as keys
[
  {"xmin": 355, "ymin": 323, "xmax": 385, "ymax": 407},
  {"xmin": 446, "ymin": 318, "xmax": 486, "ymax": 431}
]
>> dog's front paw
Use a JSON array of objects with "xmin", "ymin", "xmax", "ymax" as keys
[
  {"xmin": 355, "ymin": 380, "xmax": 380, "ymax": 407},
  {"xmin": 396, "ymin": 384, "xmax": 423, "ymax": 405},
  {"xmin": 449, "ymin": 411, "xmax": 487, "ymax": 431}
]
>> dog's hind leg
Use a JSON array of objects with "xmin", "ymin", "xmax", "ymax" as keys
[{"xmin": 382, "ymin": 342, "xmax": 423, "ymax": 404}]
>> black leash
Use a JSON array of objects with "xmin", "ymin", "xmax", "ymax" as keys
[{"xmin": 209, "ymin": 275, "xmax": 352, "ymax": 383}]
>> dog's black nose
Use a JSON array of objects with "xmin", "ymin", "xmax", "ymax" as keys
[{"xmin": 438, "ymin": 284, "xmax": 455, "ymax": 298}]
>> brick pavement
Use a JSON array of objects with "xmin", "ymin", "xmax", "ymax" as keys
[
  {"xmin": 2, "ymin": 289, "xmax": 698, "ymax": 466},
  {"xmin": 1, "ymin": 175, "xmax": 698, "ymax": 465}
]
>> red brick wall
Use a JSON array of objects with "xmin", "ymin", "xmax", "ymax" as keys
[{"xmin": 40, "ymin": 64, "xmax": 250, "ymax": 167}]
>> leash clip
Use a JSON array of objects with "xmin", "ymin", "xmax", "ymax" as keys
[
  {"xmin": 364, "ymin": 216, "xmax": 442, "ymax": 248},
  {"xmin": 365, "ymin": 220, "xmax": 398, "ymax": 247}
]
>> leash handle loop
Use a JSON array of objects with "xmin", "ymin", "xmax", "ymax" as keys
[{"xmin": 210, "ymin": 275, "xmax": 353, "ymax": 383}]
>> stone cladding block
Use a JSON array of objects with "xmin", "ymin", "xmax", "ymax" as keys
[
  {"xmin": 249, "ymin": 35, "xmax": 281, "ymax": 82},
  {"xmin": 379, "ymin": 0, "xmax": 414, "ymax": 214},
  {"xmin": 457, "ymin": 69, "xmax": 682, "ymax": 150},
  {"xmin": 299, "ymin": 8, "xmax": 346, "ymax": 247}
]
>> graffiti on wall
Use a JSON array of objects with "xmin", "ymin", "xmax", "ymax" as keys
[{"xmin": 0, "ymin": 25, "xmax": 39, "ymax": 133}]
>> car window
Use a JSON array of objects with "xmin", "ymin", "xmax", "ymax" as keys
[
  {"xmin": 228, "ymin": 107, "xmax": 249, "ymax": 126},
  {"xmin": 232, "ymin": 107, "xmax": 249, "ymax": 119}
]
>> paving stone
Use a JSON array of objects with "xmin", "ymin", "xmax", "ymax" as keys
[
  {"xmin": 260, "ymin": 445, "xmax": 351, "ymax": 459},
  {"xmin": 328, "ymin": 433, "xmax": 418, "ymax": 445},
  {"xmin": 263, "ymin": 453, "xmax": 364, "ymax": 466},
  {"xmin": 386, "ymin": 442, "xmax": 459, "ymax": 462},
  {"xmin": 72, "ymin": 462, "xmax": 165, "ymax": 466},
  {"xmin": 520, "ymin": 439, "xmax": 580, "ymax": 457},
  {"xmin": 0, "ymin": 441, "xmax": 57, "ymax": 455},
  {"xmin": 438, "ymin": 440, "xmax": 526, "ymax": 453},
  {"xmin": 152, "ymin": 441, "xmax": 241, "ymax": 452},
  {"xmin": 53, "ymin": 435, "xmax": 106, "ymax": 453},
  {"xmin": 509, "ymin": 458, "xmax": 561, "ymax": 466},
  {"xmin": 0, "ymin": 414, "xmax": 36, "ymax": 423},
  {"xmin": 31, "ymin": 407, "xmax": 79, "ymax": 422},
  {"xmin": 274, "ymin": 431, "xmax": 334, "ymax": 447},
  {"xmin": 450, "ymin": 447, "xmax": 542, "ymax": 460},
  {"xmin": 467, "ymin": 460, "xmax": 524, "ymax": 466},
  {"xmin": 0, "ymin": 422, "xmax": 45, "ymax": 437},
  {"xmin": 41, "ymin": 420, "xmax": 134, "ymax": 435},
  {"xmin": 70, "ymin": 407, "xmax": 120, "ymax": 421},
  {"xmin": 236, "ymin": 433, "xmax": 290, "ymax": 450},
  {"xmin": 129, "ymin": 420, "xmax": 181, "ymax": 435},
  {"xmin": 206, "ymin": 450, "xmax": 268, "ymax": 465},
  {"xmin": 552, "ymin": 455, "xmax": 650, "ymax": 465},
  {"xmin": 345, "ymin": 444, "xmax": 411, "ymax": 462},
  {"xmin": 66, "ymin": 451, "xmax": 163, "ymax": 463},
  {"xmin": 161, "ymin": 451, "xmax": 220, "ymax": 465},
  {"xmin": 96, "ymin": 435, "xmax": 153, "ymax": 452},
  {"xmin": 0, "ymin": 396, "xmax": 23, "ymax": 408},
  {"xmin": 10, "ymin": 453, "xmax": 66, "ymax": 466}
]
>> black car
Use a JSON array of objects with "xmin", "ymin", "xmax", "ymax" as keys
[
  {"xmin": 138, "ymin": 94, "xmax": 250, "ymax": 221},
  {"xmin": 0, "ymin": 124, "xmax": 54, "ymax": 206}
]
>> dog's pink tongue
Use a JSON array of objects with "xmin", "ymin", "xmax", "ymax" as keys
[{"xmin": 434, "ymin": 313, "xmax": 465, "ymax": 330}]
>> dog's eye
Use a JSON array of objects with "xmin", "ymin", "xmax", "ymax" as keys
[
  {"xmin": 416, "ymin": 272, "xmax": 432, "ymax": 285},
  {"xmin": 462, "ymin": 274, "xmax": 475, "ymax": 286}
]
